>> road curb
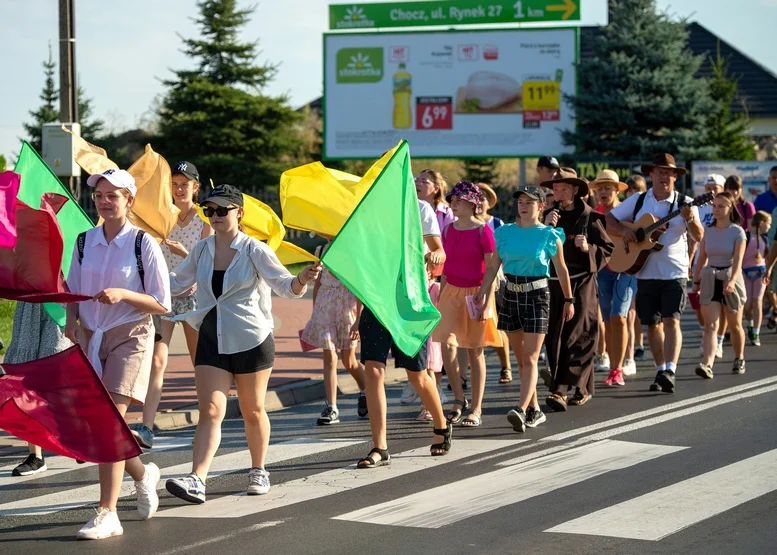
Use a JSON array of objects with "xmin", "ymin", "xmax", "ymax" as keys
[{"xmin": 151, "ymin": 362, "xmax": 407, "ymax": 432}]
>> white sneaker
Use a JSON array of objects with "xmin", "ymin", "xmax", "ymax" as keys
[
  {"xmin": 622, "ymin": 359, "xmax": 637, "ymax": 376},
  {"xmin": 594, "ymin": 354, "xmax": 610, "ymax": 373},
  {"xmin": 247, "ymin": 468, "xmax": 270, "ymax": 495},
  {"xmin": 716, "ymin": 343, "xmax": 723, "ymax": 359},
  {"xmin": 76, "ymin": 508, "xmax": 123, "ymax": 540},
  {"xmin": 437, "ymin": 384, "xmax": 448, "ymax": 405},
  {"xmin": 400, "ymin": 382, "xmax": 419, "ymax": 405},
  {"xmin": 135, "ymin": 462, "xmax": 160, "ymax": 520}
]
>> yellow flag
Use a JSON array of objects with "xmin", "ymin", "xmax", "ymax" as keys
[
  {"xmin": 63, "ymin": 124, "xmax": 118, "ymax": 175},
  {"xmin": 279, "ymin": 145, "xmax": 400, "ymax": 237},
  {"xmin": 196, "ymin": 192, "xmax": 285, "ymax": 251},
  {"xmin": 276, "ymin": 241, "xmax": 319, "ymax": 266},
  {"xmin": 125, "ymin": 145, "xmax": 179, "ymax": 242}
]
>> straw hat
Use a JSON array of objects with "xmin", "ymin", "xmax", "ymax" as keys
[
  {"xmin": 590, "ymin": 169, "xmax": 628, "ymax": 192},
  {"xmin": 476, "ymin": 183, "xmax": 498, "ymax": 208}
]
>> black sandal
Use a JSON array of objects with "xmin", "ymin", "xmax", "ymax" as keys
[
  {"xmin": 446, "ymin": 399, "xmax": 469, "ymax": 424},
  {"xmin": 356, "ymin": 447, "xmax": 391, "ymax": 469},
  {"xmin": 430, "ymin": 423, "xmax": 452, "ymax": 456}
]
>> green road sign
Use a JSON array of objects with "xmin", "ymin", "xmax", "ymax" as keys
[{"xmin": 329, "ymin": 0, "xmax": 580, "ymax": 30}]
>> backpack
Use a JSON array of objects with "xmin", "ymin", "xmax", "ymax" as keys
[
  {"xmin": 77, "ymin": 229, "xmax": 147, "ymax": 291},
  {"xmin": 632, "ymin": 191, "xmax": 688, "ymax": 222}
]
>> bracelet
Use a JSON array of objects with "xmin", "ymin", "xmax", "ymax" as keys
[
  {"xmin": 564, "ymin": 297, "xmax": 574, "ymax": 303},
  {"xmin": 296, "ymin": 275, "xmax": 306, "ymax": 287}
]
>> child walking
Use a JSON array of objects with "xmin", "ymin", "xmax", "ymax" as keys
[
  {"xmin": 302, "ymin": 239, "xmax": 367, "ymax": 425},
  {"xmin": 434, "ymin": 182, "xmax": 500, "ymax": 428},
  {"xmin": 742, "ymin": 211, "xmax": 772, "ymax": 346}
]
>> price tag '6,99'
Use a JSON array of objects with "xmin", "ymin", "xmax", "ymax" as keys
[{"xmin": 416, "ymin": 96, "xmax": 453, "ymax": 130}]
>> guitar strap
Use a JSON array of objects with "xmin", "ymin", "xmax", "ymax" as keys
[{"xmin": 632, "ymin": 191, "xmax": 687, "ymax": 222}]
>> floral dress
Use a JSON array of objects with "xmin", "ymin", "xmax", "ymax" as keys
[
  {"xmin": 4, "ymin": 302, "xmax": 72, "ymax": 364},
  {"xmin": 301, "ymin": 246, "xmax": 359, "ymax": 352}
]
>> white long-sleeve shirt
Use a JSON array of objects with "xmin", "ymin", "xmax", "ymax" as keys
[
  {"xmin": 67, "ymin": 221, "xmax": 171, "ymax": 376},
  {"xmin": 169, "ymin": 232, "xmax": 306, "ymax": 354}
]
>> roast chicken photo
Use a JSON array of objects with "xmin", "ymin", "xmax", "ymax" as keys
[{"xmin": 455, "ymin": 71, "xmax": 523, "ymax": 114}]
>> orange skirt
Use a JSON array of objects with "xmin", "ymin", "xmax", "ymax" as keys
[{"xmin": 433, "ymin": 284, "xmax": 502, "ymax": 349}]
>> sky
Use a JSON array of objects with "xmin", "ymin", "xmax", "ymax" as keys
[{"xmin": 1, "ymin": 0, "xmax": 776, "ymax": 161}]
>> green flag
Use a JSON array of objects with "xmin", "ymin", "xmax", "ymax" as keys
[
  {"xmin": 13, "ymin": 141, "xmax": 94, "ymax": 325},
  {"xmin": 321, "ymin": 140, "xmax": 439, "ymax": 356}
]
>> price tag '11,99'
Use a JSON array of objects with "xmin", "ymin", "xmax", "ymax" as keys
[
  {"xmin": 522, "ymin": 81, "xmax": 560, "ymax": 124},
  {"xmin": 416, "ymin": 96, "xmax": 453, "ymax": 130}
]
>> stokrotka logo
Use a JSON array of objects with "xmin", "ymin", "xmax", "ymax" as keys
[
  {"xmin": 335, "ymin": 6, "xmax": 376, "ymax": 29},
  {"xmin": 336, "ymin": 48, "xmax": 384, "ymax": 83}
]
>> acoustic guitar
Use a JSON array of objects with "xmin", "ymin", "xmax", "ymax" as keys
[{"xmin": 607, "ymin": 192, "xmax": 714, "ymax": 275}]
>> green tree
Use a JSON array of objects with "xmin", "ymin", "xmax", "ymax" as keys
[
  {"xmin": 562, "ymin": 0, "xmax": 715, "ymax": 160},
  {"xmin": 706, "ymin": 44, "xmax": 755, "ymax": 160},
  {"xmin": 0, "ymin": 155, "xmax": 6, "ymax": 172},
  {"xmin": 462, "ymin": 158, "xmax": 497, "ymax": 184},
  {"xmin": 22, "ymin": 43, "xmax": 59, "ymax": 154},
  {"xmin": 155, "ymin": 0, "xmax": 301, "ymax": 189}
]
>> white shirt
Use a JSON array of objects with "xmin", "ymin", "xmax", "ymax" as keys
[
  {"xmin": 610, "ymin": 189, "xmax": 700, "ymax": 280},
  {"xmin": 419, "ymin": 200, "xmax": 441, "ymax": 237},
  {"xmin": 67, "ymin": 222, "xmax": 171, "ymax": 376},
  {"xmin": 693, "ymin": 205, "xmax": 715, "ymax": 267},
  {"xmin": 169, "ymin": 233, "xmax": 305, "ymax": 354}
]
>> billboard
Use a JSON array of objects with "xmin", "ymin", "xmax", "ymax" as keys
[
  {"xmin": 323, "ymin": 28, "xmax": 578, "ymax": 160},
  {"xmin": 691, "ymin": 161, "xmax": 777, "ymax": 203}
]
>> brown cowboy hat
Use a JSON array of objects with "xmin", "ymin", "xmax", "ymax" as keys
[
  {"xmin": 641, "ymin": 153, "xmax": 688, "ymax": 176},
  {"xmin": 476, "ymin": 182, "xmax": 498, "ymax": 207},
  {"xmin": 590, "ymin": 169, "xmax": 628, "ymax": 192},
  {"xmin": 539, "ymin": 168, "xmax": 589, "ymax": 198}
]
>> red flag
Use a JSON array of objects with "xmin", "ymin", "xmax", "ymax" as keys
[
  {"xmin": 0, "ymin": 345, "xmax": 142, "ymax": 463},
  {"xmin": 0, "ymin": 172, "xmax": 20, "ymax": 248},
  {"xmin": 0, "ymin": 192, "xmax": 90, "ymax": 303}
]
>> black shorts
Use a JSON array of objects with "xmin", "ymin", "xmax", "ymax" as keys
[
  {"xmin": 359, "ymin": 306, "xmax": 428, "ymax": 372},
  {"xmin": 194, "ymin": 309, "xmax": 274, "ymax": 374},
  {"xmin": 497, "ymin": 275, "xmax": 550, "ymax": 335},
  {"xmin": 636, "ymin": 278, "xmax": 687, "ymax": 325}
]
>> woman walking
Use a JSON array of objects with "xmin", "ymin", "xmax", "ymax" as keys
[
  {"xmin": 65, "ymin": 169, "xmax": 172, "ymax": 540},
  {"xmin": 131, "ymin": 161, "xmax": 212, "ymax": 449},
  {"xmin": 476, "ymin": 185, "xmax": 573, "ymax": 432},
  {"xmin": 164, "ymin": 185, "xmax": 321, "ymax": 502},
  {"xmin": 692, "ymin": 192, "xmax": 747, "ymax": 378},
  {"xmin": 742, "ymin": 211, "xmax": 772, "ymax": 346},
  {"xmin": 434, "ymin": 182, "xmax": 500, "ymax": 428}
]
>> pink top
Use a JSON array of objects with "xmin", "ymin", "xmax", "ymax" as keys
[
  {"xmin": 743, "ymin": 232, "xmax": 769, "ymax": 269},
  {"xmin": 442, "ymin": 224, "xmax": 495, "ymax": 287},
  {"xmin": 735, "ymin": 201, "xmax": 756, "ymax": 227},
  {"xmin": 435, "ymin": 203, "xmax": 455, "ymax": 235},
  {"xmin": 428, "ymin": 280, "xmax": 440, "ymax": 306}
]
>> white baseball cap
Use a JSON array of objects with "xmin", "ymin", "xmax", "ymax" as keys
[
  {"xmin": 704, "ymin": 174, "xmax": 725, "ymax": 187},
  {"xmin": 86, "ymin": 169, "xmax": 138, "ymax": 196}
]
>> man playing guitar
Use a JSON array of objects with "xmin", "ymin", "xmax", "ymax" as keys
[{"xmin": 605, "ymin": 154, "xmax": 704, "ymax": 393}]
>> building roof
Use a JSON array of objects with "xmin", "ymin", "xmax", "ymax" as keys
[
  {"xmin": 305, "ymin": 22, "xmax": 777, "ymax": 119},
  {"xmin": 579, "ymin": 22, "xmax": 777, "ymax": 118}
]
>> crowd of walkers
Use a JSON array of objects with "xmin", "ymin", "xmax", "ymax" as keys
[{"xmin": 5, "ymin": 154, "xmax": 777, "ymax": 541}]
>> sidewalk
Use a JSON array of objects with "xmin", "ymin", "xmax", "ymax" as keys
[{"xmin": 125, "ymin": 295, "xmax": 405, "ymax": 430}]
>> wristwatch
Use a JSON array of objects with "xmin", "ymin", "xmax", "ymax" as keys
[{"xmin": 564, "ymin": 297, "xmax": 574, "ymax": 304}]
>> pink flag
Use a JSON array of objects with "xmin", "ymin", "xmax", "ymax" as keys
[{"xmin": 0, "ymin": 172, "xmax": 20, "ymax": 248}]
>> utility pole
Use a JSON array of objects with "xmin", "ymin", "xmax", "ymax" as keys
[{"xmin": 59, "ymin": 0, "xmax": 79, "ymax": 198}]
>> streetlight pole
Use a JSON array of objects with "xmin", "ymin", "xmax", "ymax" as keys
[{"xmin": 59, "ymin": 0, "xmax": 79, "ymax": 198}]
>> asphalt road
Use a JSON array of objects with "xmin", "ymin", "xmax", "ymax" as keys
[{"xmin": 2, "ymin": 320, "xmax": 776, "ymax": 555}]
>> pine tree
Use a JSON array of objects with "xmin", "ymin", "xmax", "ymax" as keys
[
  {"xmin": 462, "ymin": 159, "xmax": 497, "ymax": 184},
  {"xmin": 155, "ymin": 0, "xmax": 301, "ymax": 189},
  {"xmin": 706, "ymin": 45, "xmax": 755, "ymax": 160},
  {"xmin": 562, "ymin": 0, "xmax": 715, "ymax": 160},
  {"xmin": 22, "ymin": 43, "xmax": 59, "ymax": 154}
]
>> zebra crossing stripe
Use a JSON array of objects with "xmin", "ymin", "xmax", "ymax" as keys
[
  {"xmin": 0, "ymin": 438, "xmax": 365, "ymax": 517},
  {"xmin": 546, "ymin": 448, "xmax": 777, "ymax": 541},
  {"xmin": 0, "ymin": 436, "xmax": 192, "ymax": 487},
  {"xmin": 332, "ymin": 440, "xmax": 686, "ymax": 528},
  {"xmin": 156, "ymin": 439, "xmax": 525, "ymax": 519}
]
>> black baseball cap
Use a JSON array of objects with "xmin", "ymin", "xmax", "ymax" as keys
[
  {"xmin": 512, "ymin": 184, "xmax": 547, "ymax": 202},
  {"xmin": 172, "ymin": 161, "xmax": 200, "ymax": 182},
  {"xmin": 200, "ymin": 184, "xmax": 244, "ymax": 208},
  {"xmin": 537, "ymin": 156, "xmax": 560, "ymax": 170}
]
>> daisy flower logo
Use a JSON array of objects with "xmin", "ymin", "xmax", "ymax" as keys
[
  {"xmin": 335, "ymin": 4, "xmax": 375, "ymax": 28},
  {"xmin": 336, "ymin": 48, "xmax": 384, "ymax": 83},
  {"xmin": 347, "ymin": 52, "xmax": 372, "ymax": 70},
  {"xmin": 345, "ymin": 6, "xmax": 366, "ymax": 21}
]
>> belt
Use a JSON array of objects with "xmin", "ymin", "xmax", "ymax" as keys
[{"xmin": 506, "ymin": 278, "xmax": 548, "ymax": 293}]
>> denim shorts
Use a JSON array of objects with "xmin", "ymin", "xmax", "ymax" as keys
[{"xmin": 597, "ymin": 267, "xmax": 638, "ymax": 319}]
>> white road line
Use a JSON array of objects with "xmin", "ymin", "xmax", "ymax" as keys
[
  {"xmin": 0, "ymin": 438, "xmax": 365, "ymax": 517},
  {"xmin": 547, "ymin": 448, "xmax": 777, "ymax": 541},
  {"xmin": 0, "ymin": 437, "xmax": 192, "ymax": 487},
  {"xmin": 496, "ymin": 382, "xmax": 777, "ymax": 468},
  {"xmin": 333, "ymin": 440, "xmax": 685, "ymax": 528},
  {"xmin": 155, "ymin": 521, "xmax": 285, "ymax": 555},
  {"xmin": 156, "ymin": 439, "xmax": 525, "ymax": 519},
  {"xmin": 463, "ymin": 377, "xmax": 777, "ymax": 467}
]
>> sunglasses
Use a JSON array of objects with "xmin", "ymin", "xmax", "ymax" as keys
[{"xmin": 202, "ymin": 206, "xmax": 238, "ymax": 218}]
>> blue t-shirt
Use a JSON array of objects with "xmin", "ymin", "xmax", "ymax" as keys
[
  {"xmin": 754, "ymin": 190, "xmax": 777, "ymax": 215},
  {"xmin": 494, "ymin": 223, "xmax": 565, "ymax": 277}
]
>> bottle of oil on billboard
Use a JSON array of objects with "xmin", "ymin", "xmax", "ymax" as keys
[{"xmin": 393, "ymin": 63, "xmax": 412, "ymax": 129}]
